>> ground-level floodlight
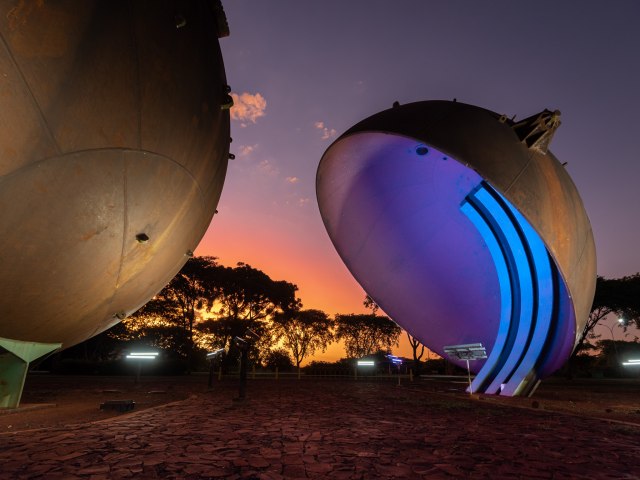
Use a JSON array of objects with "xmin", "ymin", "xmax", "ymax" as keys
[
  {"xmin": 126, "ymin": 352, "xmax": 159, "ymax": 360},
  {"xmin": 622, "ymin": 359, "xmax": 640, "ymax": 366},
  {"xmin": 233, "ymin": 336, "xmax": 248, "ymax": 348},
  {"xmin": 357, "ymin": 360, "xmax": 375, "ymax": 367},
  {"xmin": 233, "ymin": 331, "xmax": 259, "ymax": 401},
  {"xmin": 207, "ymin": 348, "xmax": 225, "ymax": 359},
  {"xmin": 444, "ymin": 343, "xmax": 487, "ymax": 395},
  {"xmin": 386, "ymin": 354, "xmax": 403, "ymax": 386},
  {"xmin": 386, "ymin": 354, "xmax": 402, "ymax": 365},
  {"xmin": 126, "ymin": 351, "xmax": 158, "ymax": 384},
  {"xmin": 207, "ymin": 348, "xmax": 225, "ymax": 388}
]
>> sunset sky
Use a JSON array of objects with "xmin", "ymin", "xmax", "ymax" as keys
[{"xmin": 196, "ymin": 1, "xmax": 640, "ymax": 360}]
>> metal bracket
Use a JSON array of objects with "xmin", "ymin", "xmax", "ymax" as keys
[{"xmin": 512, "ymin": 109, "xmax": 561, "ymax": 153}]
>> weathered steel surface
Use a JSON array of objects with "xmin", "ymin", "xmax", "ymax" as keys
[{"xmin": 0, "ymin": 0, "xmax": 230, "ymax": 347}]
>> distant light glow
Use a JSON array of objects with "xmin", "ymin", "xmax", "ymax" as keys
[
  {"xmin": 387, "ymin": 354, "xmax": 403, "ymax": 364},
  {"xmin": 127, "ymin": 352, "xmax": 159, "ymax": 360},
  {"xmin": 622, "ymin": 359, "xmax": 640, "ymax": 366},
  {"xmin": 357, "ymin": 360, "xmax": 375, "ymax": 366}
]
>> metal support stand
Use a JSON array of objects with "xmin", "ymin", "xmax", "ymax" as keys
[
  {"xmin": 238, "ymin": 347, "xmax": 248, "ymax": 400},
  {"xmin": 0, "ymin": 337, "xmax": 61, "ymax": 409},
  {"xmin": 207, "ymin": 349, "xmax": 224, "ymax": 389},
  {"xmin": 135, "ymin": 361, "xmax": 142, "ymax": 385},
  {"xmin": 208, "ymin": 360, "xmax": 215, "ymax": 388},
  {"xmin": 233, "ymin": 330, "xmax": 258, "ymax": 402},
  {"xmin": 443, "ymin": 343, "xmax": 487, "ymax": 396}
]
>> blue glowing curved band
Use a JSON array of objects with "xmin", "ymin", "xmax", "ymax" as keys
[{"xmin": 462, "ymin": 183, "xmax": 560, "ymax": 396}]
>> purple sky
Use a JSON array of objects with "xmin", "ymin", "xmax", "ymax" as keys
[{"xmin": 197, "ymin": 1, "xmax": 640, "ymax": 353}]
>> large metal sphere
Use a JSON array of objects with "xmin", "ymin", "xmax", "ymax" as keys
[
  {"xmin": 0, "ymin": 0, "xmax": 230, "ymax": 347},
  {"xmin": 317, "ymin": 100, "xmax": 596, "ymax": 396}
]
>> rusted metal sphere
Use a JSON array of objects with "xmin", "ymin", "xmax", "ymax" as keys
[
  {"xmin": 0, "ymin": 0, "xmax": 230, "ymax": 347},
  {"xmin": 317, "ymin": 100, "xmax": 596, "ymax": 396}
]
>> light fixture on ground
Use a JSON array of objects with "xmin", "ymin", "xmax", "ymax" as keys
[
  {"xmin": 207, "ymin": 348, "xmax": 225, "ymax": 388},
  {"xmin": 207, "ymin": 348, "xmax": 225, "ymax": 359},
  {"xmin": 622, "ymin": 359, "xmax": 640, "ymax": 367},
  {"xmin": 386, "ymin": 354, "xmax": 402, "ymax": 365},
  {"xmin": 386, "ymin": 354, "xmax": 403, "ymax": 385},
  {"xmin": 357, "ymin": 360, "xmax": 375, "ymax": 367},
  {"xmin": 126, "ymin": 352, "xmax": 159, "ymax": 360},
  {"xmin": 126, "ymin": 351, "xmax": 159, "ymax": 384}
]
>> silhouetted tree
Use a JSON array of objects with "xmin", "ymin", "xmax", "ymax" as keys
[
  {"xmin": 272, "ymin": 308, "xmax": 334, "ymax": 375},
  {"xmin": 574, "ymin": 274, "xmax": 640, "ymax": 357},
  {"xmin": 363, "ymin": 294, "xmax": 379, "ymax": 315},
  {"xmin": 123, "ymin": 256, "xmax": 218, "ymax": 369},
  {"xmin": 407, "ymin": 332, "xmax": 426, "ymax": 376},
  {"xmin": 199, "ymin": 262, "xmax": 298, "ymax": 366},
  {"xmin": 335, "ymin": 313, "xmax": 401, "ymax": 358},
  {"xmin": 362, "ymin": 294, "xmax": 425, "ymax": 373},
  {"xmin": 264, "ymin": 348, "xmax": 294, "ymax": 372}
]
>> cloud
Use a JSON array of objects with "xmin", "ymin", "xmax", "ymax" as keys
[
  {"xmin": 238, "ymin": 144, "xmax": 258, "ymax": 157},
  {"xmin": 230, "ymin": 92, "xmax": 267, "ymax": 124},
  {"xmin": 314, "ymin": 121, "xmax": 337, "ymax": 140},
  {"xmin": 298, "ymin": 197, "xmax": 310, "ymax": 207},
  {"xmin": 286, "ymin": 176, "xmax": 299, "ymax": 184},
  {"xmin": 258, "ymin": 159, "xmax": 279, "ymax": 176}
]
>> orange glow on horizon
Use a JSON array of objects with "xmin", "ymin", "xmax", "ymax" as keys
[{"xmin": 194, "ymin": 212, "xmax": 433, "ymax": 362}]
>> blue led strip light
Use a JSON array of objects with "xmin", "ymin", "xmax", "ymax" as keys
[
  {"xmin": 460, "ymin": 201, "xmax": 512, "ymax": 392},
  {"xmin": 500, "ymin": 203, "xmax": 554, "ymax": 396},
  {"xmin": 462, "ymin": 183, "xmax": 559, "ymax": 396}
]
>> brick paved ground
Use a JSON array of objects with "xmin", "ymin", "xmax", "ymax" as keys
[{"xmin": 1, "ymin": 380, "xmax": 639, "ymax": 479}]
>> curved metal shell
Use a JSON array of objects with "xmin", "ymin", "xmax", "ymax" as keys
[
  {"xmin": 317, "ymin": 100, "xmax": 596, "ymax": 396},
  {"xmin": 0, "ymin": 0, "xmax": 230, "ymax": 347}
]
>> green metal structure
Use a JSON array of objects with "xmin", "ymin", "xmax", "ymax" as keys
[{"xmin": 0, "ymin": 337, "xmax": 60, "ymax": 409}]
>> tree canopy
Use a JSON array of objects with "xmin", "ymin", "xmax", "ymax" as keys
[
  {"xmin": 122, "ymin": 256, "xmax": 218, "ymax": 367},
  {"xmin": 334, "ymin": 313, "xmax": 401, "ymax": 358},
  {"xmin": 272, "ymin": 308, "xmax": 334, "ymax": 371},
  {"xmin": 199, "ymin": 262, "xmax": 299, "ymax": 364},
  {"xmin": 576, "ymin": 274, "xmax": 640, "ymax": 355}
]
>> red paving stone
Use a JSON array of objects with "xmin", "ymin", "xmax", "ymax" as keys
[{"xmin": 0, "ymin": 380, "xmax": 639, "ymax": 479}]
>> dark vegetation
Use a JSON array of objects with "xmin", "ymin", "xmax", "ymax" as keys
[
  {"xmin": 39, "ymin": 259, "xmax": 640, "ymax": 379},
  {"xmin": 39, "ymin": 257, "xmax": 405, "ymax": 376}
]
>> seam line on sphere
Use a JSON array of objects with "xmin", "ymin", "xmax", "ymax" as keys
[{"xmin": 0, "ymin": 29, "xmax": 63, "ymax": 156}]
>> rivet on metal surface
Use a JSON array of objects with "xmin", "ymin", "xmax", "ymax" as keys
[
  {"xmin": 185, "ymin": 250, "xmax": 194, "ymax": 258},
  {"xmin": 175, "ymin": 14, "xmax": 187, "ymax": 29},
  {"xmin": 229, "ymin": 153, "xmax": 235, "ymax": 160},
  {"xmin": 135, "ymin": 233, "xmax": 150, "ymax": 244},
  {"xmin": 416, "ymin": 146, "xmax": 429, "ymax": 156},
  {"xmin": 214, "ymin": 210, "xmax": 219, "ymax": 214},
  {"xmin": 114, "ymin": 312, "xmax": 127, "ymax": 320},
  {"xmin": 498, "ymin": 114, "xmax": 508, "ymax": 123}
]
